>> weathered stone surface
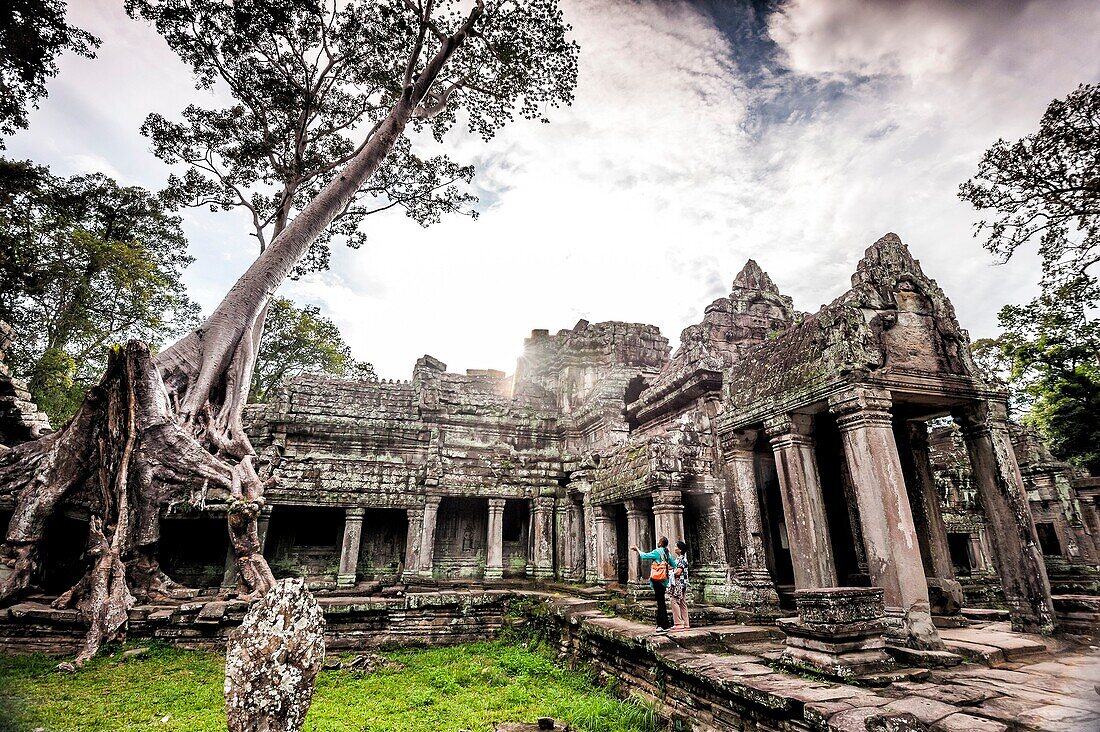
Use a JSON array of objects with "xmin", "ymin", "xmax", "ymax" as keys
[
  {"xmin": 225, "ymin": 579, "xmax": 325, "ymax": 732},
  {"xmin": 780, "ymin": 588, "xmax": 895, "ymax": 680}
]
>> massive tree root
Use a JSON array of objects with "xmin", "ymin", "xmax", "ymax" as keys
[
  {"xmin": 0, "ymin": 2, "xmax": 486, "ymax": 666},
  {"xmin": 0, "ymin": 342, "xmax": 274, "ymax": 665}
]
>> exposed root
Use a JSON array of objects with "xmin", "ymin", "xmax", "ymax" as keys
[{"xmin": 0, "ymin": 341, "xmax": 277, "ymax": 664}]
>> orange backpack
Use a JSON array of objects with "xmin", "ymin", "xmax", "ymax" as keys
[{"xmin": 650, "ymin": 550, "xmax": 669, "ymax": 582}]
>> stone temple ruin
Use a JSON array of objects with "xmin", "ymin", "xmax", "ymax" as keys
[{"xmin": 3, "ymin": 234, "xmax": 1099, "ymax": 730}]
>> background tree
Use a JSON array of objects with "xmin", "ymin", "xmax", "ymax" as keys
[
  {"xmin": 959, "ymin": 83, "xmax": 1100, "ymax": 277},
  {"xmin": 0, "ymin": 0, "xmax": 98, "ymax": 144},
  {"xmin": 0, "ymin": 0, "xmax": 577, "ymax": 665},
  {"xmin": 0, "ymin": 159, "xmax": 198, "ymax": 423},
  {"xmin": 980, "ymin": 275, "xmax": 1100, "ymax": 474},
  {"xmin": 250, "ymin": 297, "xmax": 375, "ymax": 403}
]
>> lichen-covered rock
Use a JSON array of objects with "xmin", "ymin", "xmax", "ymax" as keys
[{"xmin": 225, "ymin": 578, "xmax": 325, "ymax": 732}]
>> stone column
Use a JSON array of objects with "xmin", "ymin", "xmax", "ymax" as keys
[
  {"xmin": 337, "ymin": 507, "xmax": 366, "ymax": 588},
  {"xmin": 625, "ymin": 498, "xmax": 653, "ymax": 588},
  {"xmin": 652, "ymin": 490, "xmax": 686, "ymax": 546},
  {"xmin": 956, "ymin": 401, "xmax": 1056, "ymax": 633},
  {"xmin": 566, "ymin": 500, "xmax": 586, "ymax": 581},
  {"xmin": 897, "ymin": 421, "xmax": 955, "ymax": 581},
  {"xmin": 715, "ymin": 430, "xmax": 778, "ymax": 607},
  {"xmin": 829, "ymin": 386, "xmax": 941, "ymax": 649},
  {"xmin": 222, "ymin": 505, "xmax": 273, "ymax": 591},
  {"xmin": 531, "ymin": 495, "xmax": 556, "ymax": 579},
  {"xmin": 418, "ymin": 495, "xmax": 442, "ymax": 579},
  {"xmin": 591, "ymin": 504, "xmax": 617, "ymax": 584},
  {"xmin": 404, "ymin": 506, "xmax": 424, "ymax": 577},
  {"xmin": 485, "ymin": 498, "xmax": 506, "ymax": 580},
  {"xmin": 765, "ymin": 413, "xmax": 837, "ymax": 590},
  {"xmin": 554, "ymin": 498, "xmax": 569, "ymax": 580}
]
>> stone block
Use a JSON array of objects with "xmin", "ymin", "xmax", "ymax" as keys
[
  {"xmin": 927, "ymin": 579, "xmax": 964, "ymax": 617},
  {"xmin": 780, "ymin": 587, "xmax": 895, "ymax": 681}
]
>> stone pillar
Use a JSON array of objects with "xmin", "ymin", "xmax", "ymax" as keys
[
  {"xmin": 336, "ymin": 507, "xmax": 366, "ymax": 588},
  {"xmin": 418, "ymin": 495, "xmax": 442, "ymax": 579},
  {"xmin": 956, "ymin": 401, "xmax": 1056, "ymax": 633},
  {"xmin": 896, "ymin": 421, "xmax": 955, "ymax": 581},
  {"xmin": 568, "ymin": 500, "xmax": 586, "ymax": 581},
  {"xmin": 404, "ymin": 506, "xmax": 424, "ymax": 577},
  {"xmin": 711, "ymin": 429, "xmax": 779, "ymax": 608},
  {"xmin": 829, "ymin": 387, "xmax": 941, "ymax": 649},
  {"xmin": 485, "ymin": 498, "xmax": 506, "ymax": 580},
  {"xmin": 531, "ymin": 495, "xmax": 556, "ymax": 579},
  {"xmin": 625, "ymin": 498, "xmax": 653, "ymax": 588},
  {"xmin": 223, "ymin": 505, "xmax": 273, "ymax": 591},
  {"xmin": 652, "ymin": 490, "xmax": 685, "ymax": 546},
  {"xmin": 592, "ymin": 504, "xmax": 617, "ymax": 584},
  {"xmin": 765, "ymin": 413, "xmax": 837, "ymax": 590}
]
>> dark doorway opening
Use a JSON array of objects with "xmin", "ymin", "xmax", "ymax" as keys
[
  {"xmin": 1035, "ymin": 522, "xmax": 1062, "ymax": 556},
  {"xmin": 160, "ymin": 516, "xmax": 230, "ymax": 588},
  {"xmin": 613, "ymin": 503, "xmax": 629, "ymax": 585},
  {"xmin": 947, "ymin": 533, "xmax": 973, "ymax": 576},
  {"xmin": 266, "ymin": 505, "xmax": 344, "ymax": 581},
  {"xmin": 358, "ymin": 508, "xmax": 407, "ymax": 579},
  {"xmin": 502, "ymin": 499, "xmax": 529, "ymax": 578}
]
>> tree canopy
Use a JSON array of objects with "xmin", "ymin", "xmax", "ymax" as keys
[
  {"xmin": 250, "ymin": 296, "xmax": 375, "ymax": 402},
  {"xmin": 959, "ymin": 83, "xmax": 1100, "ymax": 277},
  {"xmin": 127, "ymin": 0, "xmax": 495, "ymax": 274},
  {"xmin": 0, "ymin": 0, "xmax": 98, "ymax": 145},
  {"xmin": 0, "ymin": 159, "xmax": 198, "ymax": 423}
]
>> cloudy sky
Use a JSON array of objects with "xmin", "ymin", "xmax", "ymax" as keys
[{"xmin": 9, "ymin": 0, "xmax": 1100, "ymax": 378}]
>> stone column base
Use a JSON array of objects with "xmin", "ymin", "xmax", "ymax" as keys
[
  {"xmin": 484, "ymin": 567, "xmax": 504, "ymax": 580},
  {"xmin": 778, "ymin": 587, "xmax": 894, "ymax": 681},
  {"xmin": 336, "ymin": 573, "xmax": 357, "ymax": 588}
]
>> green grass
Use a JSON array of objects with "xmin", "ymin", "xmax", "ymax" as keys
[{"xmin": 0, "ymin": 641, "xmax": 661, "ymax": 732}]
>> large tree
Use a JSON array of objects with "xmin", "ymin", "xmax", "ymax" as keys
[
  {"xmin": 959, "ymin": 83, "xmax": 1100, "ymax": 277},
  {"xmin": 0, "ymin": 0, "xmax": 577, "ymax": 665},
  {"xmin": 134, "ymin": 0, "xmax": 479, "ymax": 276},
  {"xmin": 0, "ymin": 0, "xmax": 98, "ymax": 145},
  {"xmin": 250, "ymin": 296, "xmax": 375, "ymax": 403},
  {"xmin": 0, "ymin": 159, "xmax": 198, "ymax": 424}
]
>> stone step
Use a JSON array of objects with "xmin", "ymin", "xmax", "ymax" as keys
[
  {"xmin": 708, "ymin": 623, "xmax": 785, "ymax": 647},
  {"xmin": 939, "ymin": 628, "xmax": 1050, "ymax": 666},
  {"xmin": 886, "ymin": 645, "xmax": 964, "ymax": 668},
  {"xmin": 960, "ymin": 607, "xmax": 1010, "ymax": 622}
]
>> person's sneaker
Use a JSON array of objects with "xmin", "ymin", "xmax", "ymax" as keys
[{"xmin": 653, "ymin": 626, "xmax": 662, "ymax": 632}]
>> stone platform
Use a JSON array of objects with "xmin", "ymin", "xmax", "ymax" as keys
[{"xmin": 1, "ymin": 585, "xmax": 1098, "ymax": 731}]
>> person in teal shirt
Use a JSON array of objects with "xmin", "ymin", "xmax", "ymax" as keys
[{"xmin": 631, "ymin": 536, "xmax": 672, "ymax": 631}]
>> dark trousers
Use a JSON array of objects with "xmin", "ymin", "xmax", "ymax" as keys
[{"xmin": 652, "ymin": 580, "xmax": 671, "ymax": 629}]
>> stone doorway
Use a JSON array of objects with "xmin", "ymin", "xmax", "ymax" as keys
[
  {"xmin": 357, "ymin": 508, "xmax": 407, "ymax": 580},
  {"xmin": 266, "ymin": 505, "xmax": 344, "ymax": 585},
  {"xmin": 434, "ymin": 497, "xmax": 488, "ymax": 579},
  {"xmin": 613, "ymin": 503, "xmax": 629, "ymax": 585}
]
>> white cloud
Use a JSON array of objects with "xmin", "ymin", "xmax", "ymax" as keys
[{"xmin": 8, "ymin": 0, "xmax": 1099, "ymax": 378}]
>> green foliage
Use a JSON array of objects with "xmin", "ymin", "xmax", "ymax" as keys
[
  {"xmin": 250, "ymin": 296, "xmax": 376, "ymax": 402},
  {"xmin": 980, "ymin": 274, "xmax": 1100, "ymax": 474},
  {"xmin": 0, "ymin": 159, "xmax": 199, "ymax": 424},
  {"xmin": 0, "ymin": 0, "xmax": 99, "ymax": 145},
  {"xmin": 959, "ymin": 83, "xmax": 1100, "ymax": 277},
  {"xmin": 0, "ymin": 641, "xmax": 660, "ymax": 732}
]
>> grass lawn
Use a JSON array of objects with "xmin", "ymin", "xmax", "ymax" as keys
[{"xmin": 0, "ymin": 641, "xmax": 661, "ymax": 732}]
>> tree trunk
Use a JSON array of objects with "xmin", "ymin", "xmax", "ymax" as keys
[{"xmin": 0, "ymin": 7, "xmax": 479, "ymax": 664}]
